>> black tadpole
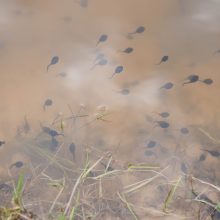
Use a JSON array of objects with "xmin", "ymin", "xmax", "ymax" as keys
[
  {"xmin": 96, "ymin": 34, "xmax": 108, "ymax": 46},
  {"xmin": 0, "ymin": 141, "xmax": 5, "ymax": 146},
  {"xmin": 156, "ymin": 55, "xmax": 169, "ymax": 65},
  {"xmin": 110, "ymin": 66, "xmax": 124, "ymax": 79},
  {"xmin": 69, "ymin": 143, "xmax": 76, "ymax": 160},
  {"xmin": 158, "ymin": 112, "xmax": 170, "ymax": 118},
  {"xmin": 155, "ymin": 121, "xmax": 170, "ymax": 128},
  {"xmin": 91, "ymin": 58, "xmax": 108, "ymax": 70},
  {"xmin": 47, "ymin": 56, "xmax": 59, "ymax": 72},
  {"xmin": 160, "ymin": 82, "xmax": 174, "ymax": 90},
  {"xmin": 202, "ymin": 149, "xmax": 220, "ymax": 157},
  {"xmin": 201, "ymin": 78, "xmax": 213, "ymax": 85},
  {"xmin": 129, "ymin": 26, "xmax": 145, "ymax": 35},
  {"xmin": 183, "ymin": 74, "xmax": 199, "ymax": 85},
  {"xmin": 199, "ymin": 154, "xmax": 206, "ymax": 162},
  {"xmin": 78, "ymin": 0, "xmax": 88, "ymax": 8},
  {"xmin": 121, "ymin": 47, "xmax": 134, "ymax": 54},
  {"xmin": 10, "ymin": 161, "xmax": 24, "ymax": 169},
  {"xmin": 119, "ymin": 88, "xmax": 130, "ymax": 95},
  {"xmin": 147, "ymin": 140, "xmax": 157, "ymax": 148},
  {"xmin": 43, "ymin": 99, "xmax": 53, "ymax": 110},
  {"xmin": 180, "ymin": 127, "xmax": 189, "ymax": 134}
]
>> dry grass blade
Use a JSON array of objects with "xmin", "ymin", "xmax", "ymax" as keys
[
  {"xmin": 192, "ymin": 176, "xmax": 220, "ymax": 192},
  {"xmin": 64, "ymin": 156, "xmax": 104, "ymax": 217},
  {"xmin": 117, "ymin": 192, "xmax": 139, "ymax": 220},
  {"xmin": 123, "ymin": 174, "xmax": 160, "ymax": 194},
  {"xmin": 198, "ymin": 128, "xmax": 220, "ymax": 144},
  {"xmin": 91, "ymin": 169, "xmax": 121, "ymax": 180},
  {"xmin": 123, "ymin": 167, "xmax": 168, "ymax": 194}
]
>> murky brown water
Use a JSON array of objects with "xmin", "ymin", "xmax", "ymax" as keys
[{"xmin": 1, "ymin": 0, "xmax": 220, "ymax": 219}]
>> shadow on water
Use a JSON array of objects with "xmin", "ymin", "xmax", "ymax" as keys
[{"xmin": 0, "ymin": 0, "xmax": 220, "ymax": 219}]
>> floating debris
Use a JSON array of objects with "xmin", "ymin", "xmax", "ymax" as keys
[
  {"xmin": 202, "ymin": 149, "xmax": 220, "ymax": 157},
  {"xmin": 183, "ymin": 74, "xmax": 199, "ymax": 85},
  {"xmin": 180, "ymin": 127, "xmax": 189, "ymax": 134},
  {"xmin": 147, "ymin": 140, "xmax": 157, "ymax": 148},
  {"xmin": 47, "ymin": 56, "xmax": 59, "ymax": 72},
  {"xmin": 96, "ymin": 34, "xmax": 108, "ymax": 46},
  {"xmin": 0, "ymin": 140, "xmax": 5, "ymax": 147},
  {"xmin": 69, "ymin": 143, "xmax": 76, "ymax": 160},
  {"xmin": 156, "ymin": 55, "xmax": 169, "ymax": 65},
  {"xmin": 160, "ymin": 82, "xmax": 174, "ymax": 90},
  {"xmin": 43, "ymin": 99, "xmax": 53, "ymax": 110},
  {"xmin": 10, "ymin": 161, "xmax": 24, "ymax": 169},
  {"xmin": 110, "ymin": 66, "xmax": 124, "ymax": 79}
]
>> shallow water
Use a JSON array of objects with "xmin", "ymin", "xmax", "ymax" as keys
[{"xmin": 0, "ymin": 0, "xmax": 220, "ymax": 219}]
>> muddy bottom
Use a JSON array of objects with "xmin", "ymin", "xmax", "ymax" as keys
[{"xmin": 1, "ymin": 0, "xmax": 220, "ymax": 219}]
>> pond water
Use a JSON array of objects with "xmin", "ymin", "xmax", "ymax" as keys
[{"xmin": 0, "ymin": 0, "xmax": 220, "ymax": 219}]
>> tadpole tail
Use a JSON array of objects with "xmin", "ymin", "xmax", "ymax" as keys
[
  {"xmin": 182, "ymin": 81, "xmax": 190, "ymax": 86},
  {"xmin": 90, "ymin": 64, "xmax": 96, "ymax": 70},
  {"xmin": 128, "ymin": 31, "xmax": 136, "ymax": 35},
  {"xmin": 109, "ymin": 73, "xmax": 116, "ymax": 79},
  {"xmin": 47, "ymin": 64, "xmax": 51, "ymax": 72},
  {"xmin": 155, "ymin": 61, "xmax": 162, "ymax": 65},
  {"xmin": 96, "ymin": 41, "xmax": 100, "ymax": 47}
]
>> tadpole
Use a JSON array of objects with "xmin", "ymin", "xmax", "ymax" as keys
[
  {"xmin": 158, "ymin": 112, "xmax": 170, "ymax": 118},
  {"xmin": 147, "ymin": 140, "xmax": 157, "ymax": 148},
  {"xmin": 202, "ymin": 149, "xmax": 220, "ymax": 157},
  {"xmin": 129, "ymin": 26, "xmax": 145, "ymax": 35},
  {"xmin": 110, "ymin": 66, "xmax": 124, "ymax": 79},
  {"xmin": 119, "ymin": 88, "xmax": 130, "ymax": 95},
  {"xmin": 0, "ymin": 141, "xmax": 5, "ymax": 146},
  {"xmin": 156, "ymin": 55, "xmax": 169, "ymax": 65},
  {"xmin": 43, "ymin": 99, "xmax": 53, "ymax": 110},
  {"xmin": 91, "ymin": 58, "xmax": 108, "ymax": 70},
  {"xmin": 10, "ymin": 161, "xmax": 24, "ymax": 169},
  {"xmin": 201, "ymin": 78, "xmax": 213, "ymax": 85},
  {"xmin": 47, "ymin": 56, "xmax": 59, "ymax": 72},
  {"xmin": 69, "ymin": 143, "xmax": 76, "ymax": 160},
  {"xmin": 160, "ymin": 82, "xmax": 174, "ymax": 90},
  {"xmin": 199, "ymin": 153, "xmax": 206, "ymax": 162},
  {"xmin": 180, "ymin": 127, "xmax": 189, "ymax": 134},
  {"xmin": 183, "ymin": 74, "xmax": 199, "ymax": 85},
  {"xmin": 96, "ymin": 34, "xmax": 108, "ymax": 46},
  {"xmin": 121, "ymin": 47, "xmax": 134, "ymax": 54},
  {"xmin": 155, "ymin": 121, "xmax": 170, "ymax": 128}
]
